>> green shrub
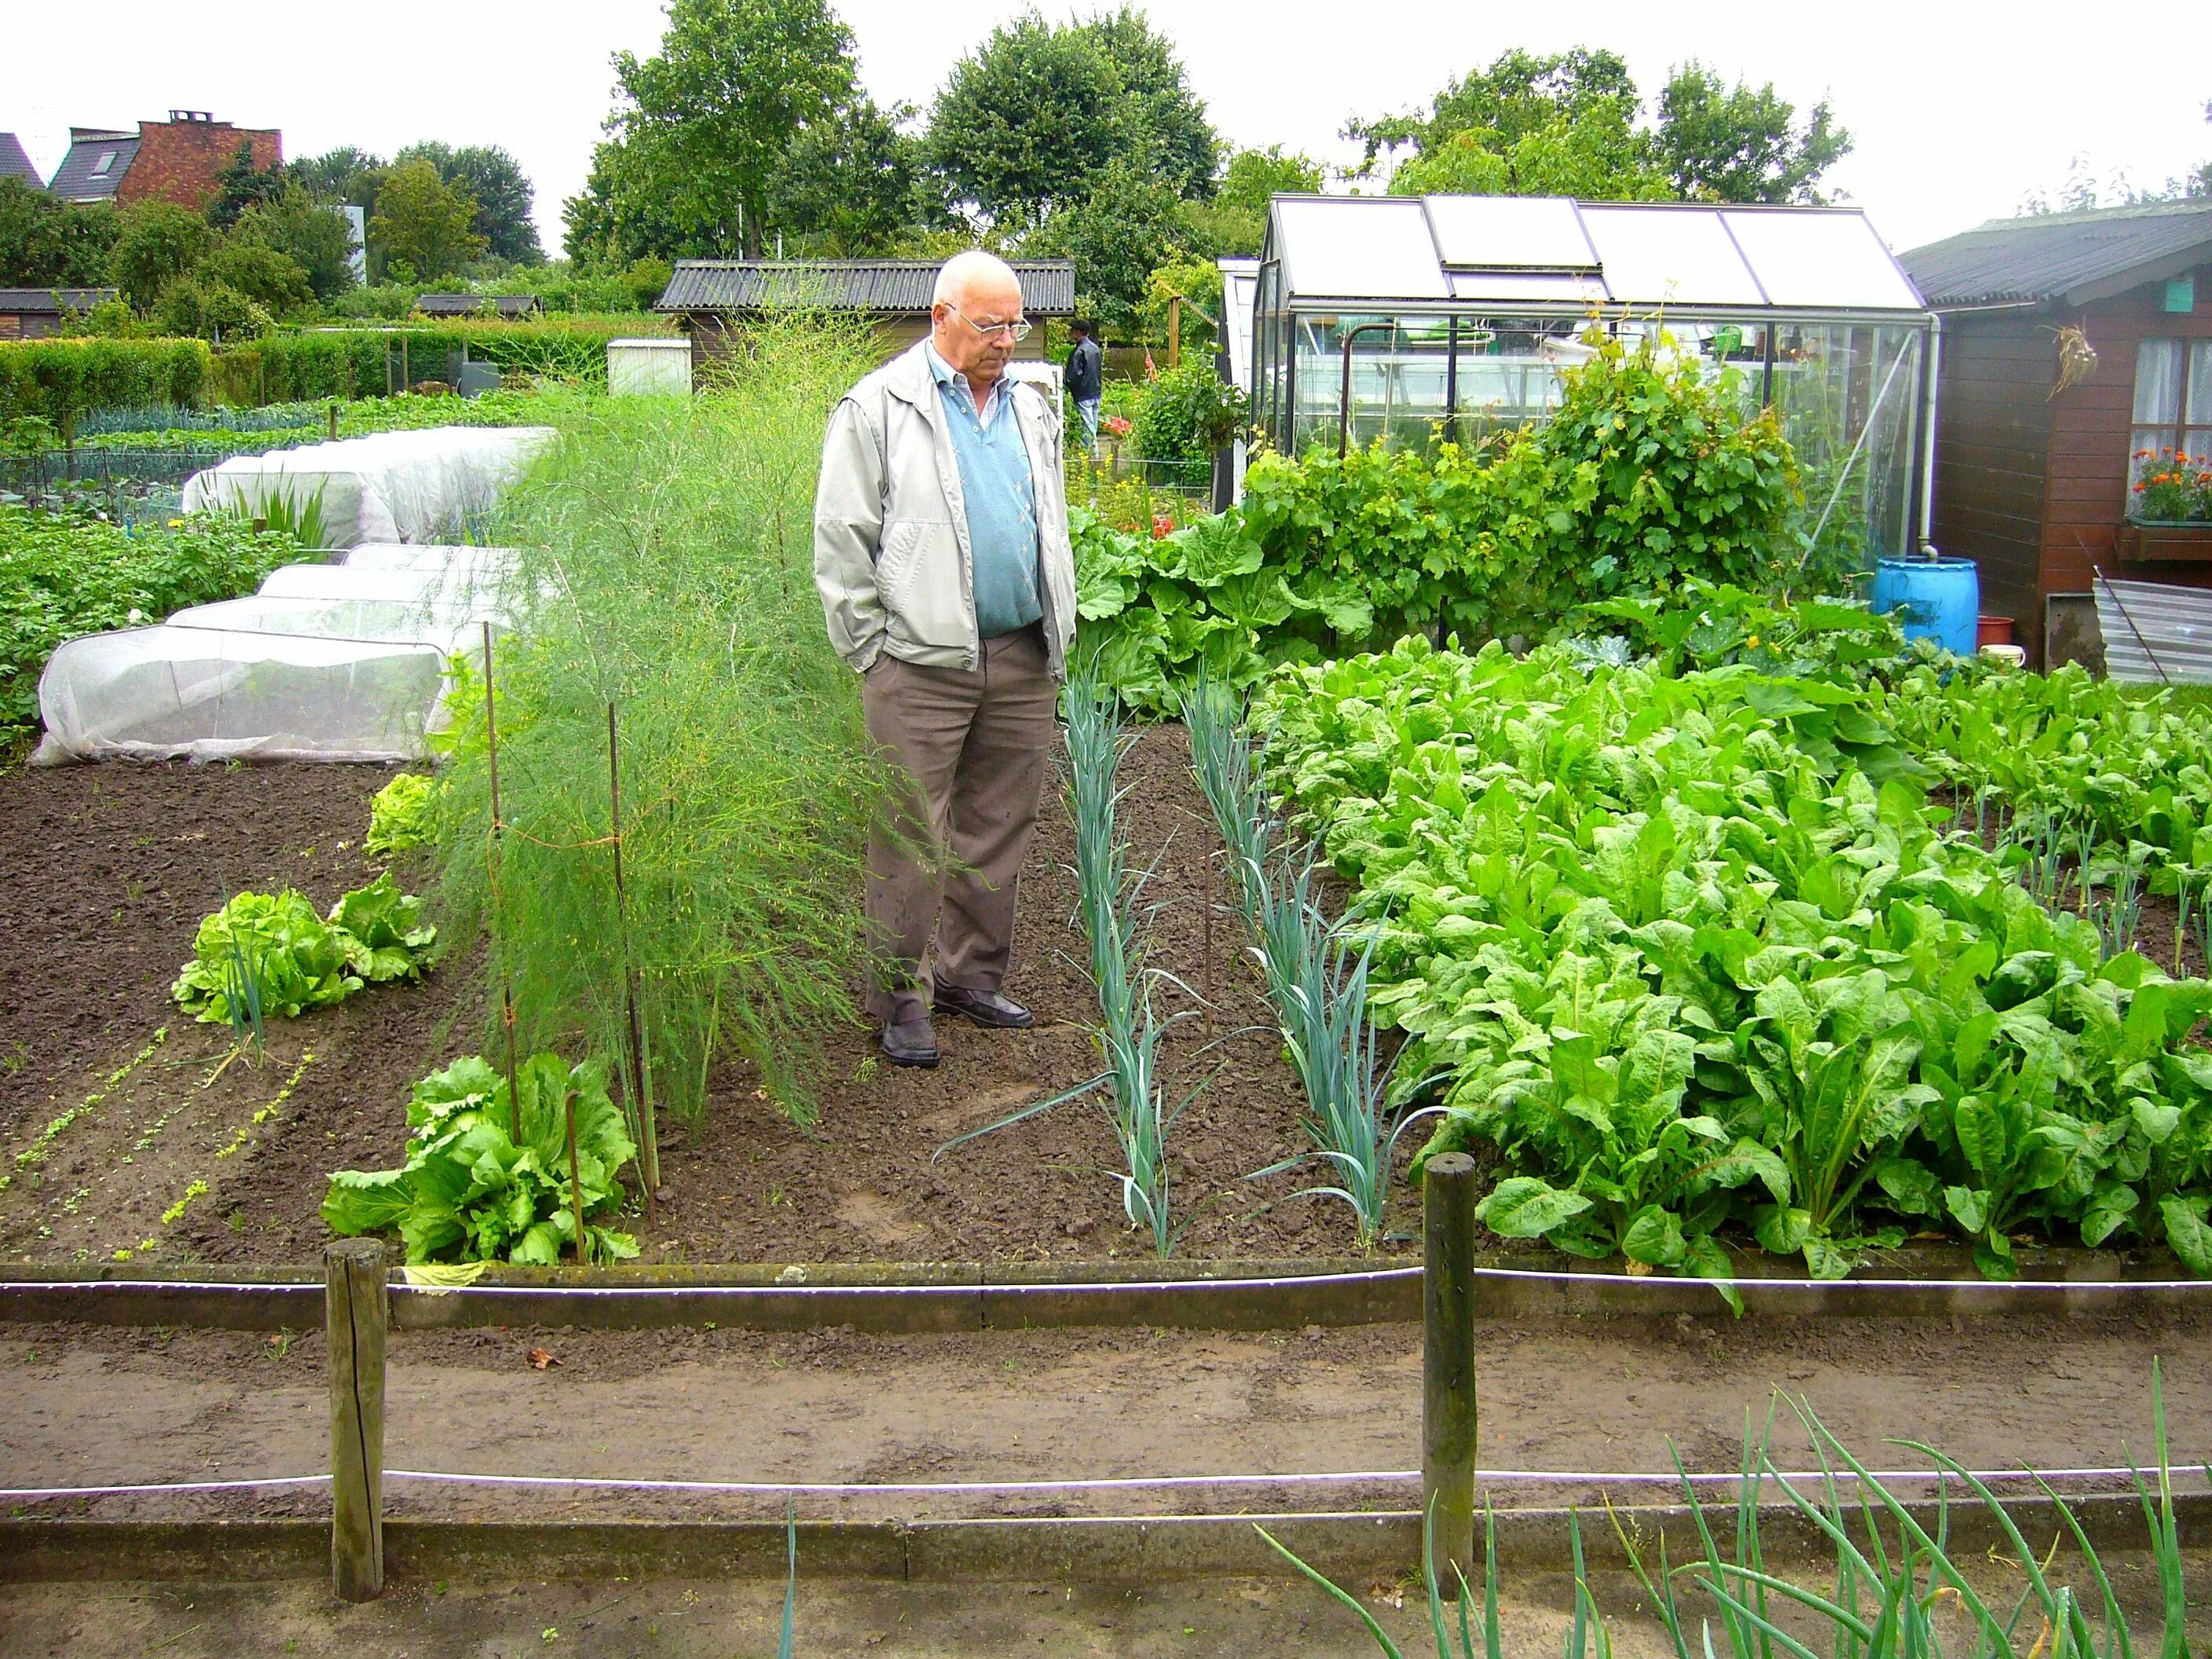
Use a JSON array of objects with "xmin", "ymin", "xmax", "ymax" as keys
[
  {"xmin": 0, "ymin": 502, "xmax": 298, "ymax": 743},
  {"xmin": 1076, "ymin": 326, "xmax": 1801, "ymax": 709},
  {"xmin": 0, "ymin": 338, "xmax": 215, "ymax": 431},
  {"xmin": 1130, "ymin": 361, "xmax": 1245, "ymax": 462},
  {"xmin": 155, "ymin": 278, "xmax": 274, "ymax": 342}
]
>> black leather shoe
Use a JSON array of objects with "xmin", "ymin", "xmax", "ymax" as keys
[
  {"xmin": 880, "ymin": 1016, "xmax": 939, "ymax": 1068},
  {"xmin": 933, "ymin": 983, "xmax": 1035, "ymax": 1029}
]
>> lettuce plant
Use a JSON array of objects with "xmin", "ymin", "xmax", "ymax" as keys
[
  {"xmin": 323, "ymin": 1053, "xmax": 639, "ymax": 1265},
  {"xmin": 172, "ymin": 874, "xmax": 435, "ymax": 1024}
]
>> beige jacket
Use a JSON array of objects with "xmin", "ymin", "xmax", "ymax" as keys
[{"xmin": 814, "ymin": 341, "xmax": 1076, "ymax": 678}]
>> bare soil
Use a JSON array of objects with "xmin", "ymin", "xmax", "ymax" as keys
[
  {"xmin": 4, "ymin": 1309, "xmax": 2207, "ymax": 1525},
  {"xmin": 0, "ymin": 732, "xmax": 1363, "ymax": 1271}
]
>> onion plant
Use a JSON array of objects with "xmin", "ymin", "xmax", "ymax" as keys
[
  {"xmin": 1265, "ymin": 1361, "xmax": 2194, "ymax": 1659},
  {"xmin": 1181, "ymin": 663, "xmax": 1272, "ymax": 923},
  {"xmin": 1062, "ymin": 661, "xmax": 1143, "ymax": 1037}
]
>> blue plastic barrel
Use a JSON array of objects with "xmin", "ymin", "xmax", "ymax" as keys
[{"xmin": 1870, "ymin": 555, "xmax": 1979, "ymax": 657}]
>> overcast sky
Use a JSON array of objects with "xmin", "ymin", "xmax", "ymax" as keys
[{"xmin": 5, "ymin": 1, "xmax": 2207, "ymax": 258}]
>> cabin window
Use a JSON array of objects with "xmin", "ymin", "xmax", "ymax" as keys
[
  {"xmin": 90, "ymin": 151, "xmax": 116, "ymax": 178},
  {"xmin": 2132, "ymin": 339, "xmax": 2212, "ymax": 478}
]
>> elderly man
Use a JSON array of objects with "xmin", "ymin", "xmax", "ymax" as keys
[{"xmin": 814, "ymin": 251, "xmax": 1076, "ymax": 1068}]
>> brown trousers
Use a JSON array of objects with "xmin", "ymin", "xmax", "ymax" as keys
[{"xmin": 862, "ymin": 625, "xmax": 1057, "ymax": 1024}]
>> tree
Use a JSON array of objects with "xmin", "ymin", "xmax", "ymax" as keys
[
  {"xmin": 926, "ymin": 11, "xmax": 1218, "ymax": 230},
  {"xmin": 291, "ymin": 146, "xmax": 387, "ymax": 214},
  {"xmin": 1349, "ymin": 48, "xmax": 1639, "ymax": 175},
  {"xmin": 0, "ymin": 179, "xmax": 119, "ymax": 286},
  {"xmin": 569, "ymin": 0, "xmax": 862, "ymax": 262},
  {"xmin": 1177, "ymin": 145, "xmax": 1325, "ymax": 256},
  {"xmin": 396, "ymin": 141, "xmax": 543, "ymax": 263},
  {"xmin": 1652, "ymin": 64, "xmax": 1850, "ymax": 204},
  {"xmin": 209, "ymin": 141, "xmax": 287, "ymax": 231},
  {"xmin": 766, "ymin": 96, "xmax": 933, "ymax": 256},
  {"xmin": 368, "ymin": 159, "xmax": 486, "ymax": 280},
  {"xmin": 233, "ymin": 185, "xmax": 357, "ymax": 300},
  {"xmin": 196, "ymin": 240, "xmax": 315, "ymax": 315},
  {"xmin": 1024, "ymin": 155, "xmax": 1183, "ymax": 328},
  {"xmin": 110, "ymin": 202, "xmax": 215, "ymax": 309},
  {"xmin": 155, "ymin": 277, "xmax": 271, "ymax": 342},
  {"xmin": 1349, "ymin": 47, "xmax": 1851, "ymax": 207}
]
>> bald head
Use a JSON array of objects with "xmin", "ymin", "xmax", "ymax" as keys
[{"xmin": 931, "ymin": 251, "xmax": 1027, "ymax": 393}]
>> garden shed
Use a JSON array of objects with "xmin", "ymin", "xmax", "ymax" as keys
[
  {"xmin": 0, "ymin": 287, "xmax": 119, "ymax": 339},
  {"xmin": 1901, "ymin": 200, "xmax": 2212, "ymax": 668},
  {"xmin": 657, "ymin": 259, "xmax": 1076, "ymax": 372},
  {"xmin": 1249, "ymin": 194, "xmax": 1936, "ymax": 563}
]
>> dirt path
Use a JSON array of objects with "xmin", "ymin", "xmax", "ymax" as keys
[{"xmin": 5, "ymin": 1312, "xmax": 2205, "ymax": 1525}]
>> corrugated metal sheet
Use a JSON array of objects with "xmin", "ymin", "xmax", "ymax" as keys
[
  {"xmin": 413, "ymin": 294, "xmax": 541, "ymax": 317},
  {"xmin": 659, "ymin": 260, "xmax": 1077, "ymax": 315},
  {"xmin": 0, "ymin": 287, "xmax": 119, "ymax": 312},
  {"xmin": 1902, "ymin": 200, "xmax": 2212, "ymax": 309},
  {"xmin": 2092, "ymin": 574, "xmax": 2212, "ymax": 684}
]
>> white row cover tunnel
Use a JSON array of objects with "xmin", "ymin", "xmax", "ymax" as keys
[{"xmin": 35, "ymin": 544, "xmax": 521, "ymax": 764}]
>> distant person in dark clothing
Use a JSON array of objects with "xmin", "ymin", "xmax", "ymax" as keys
[{"xmin": 1065, "ymin": 320, "xmax": 1104, "ymax": 454}]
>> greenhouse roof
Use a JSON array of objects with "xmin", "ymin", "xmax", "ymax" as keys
[{"xmin": 1265, "ymin": 196, "xmax": 1928, "ymax": 315}]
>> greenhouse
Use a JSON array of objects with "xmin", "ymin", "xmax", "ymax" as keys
[{"xmin": 1248, "ymin": 195, "xmax": 1936, "ymax": 561}]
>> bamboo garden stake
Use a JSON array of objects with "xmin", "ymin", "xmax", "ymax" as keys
[{"xmin": 482, "ymin": 622, "xmax": 522, "ymax": 1142}]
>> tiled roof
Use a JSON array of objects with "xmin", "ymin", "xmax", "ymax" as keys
[
  {"xmin": 47, "ymin": 131, "xmax": 137, "ymax": 201},
  {"xmin": 0, "ymin": 134, "xmax": 41, "ymax": 189},
  {"xmin": 659, "ymin": 259, "xmax": 1078, "ymax": 314},
  {"xmin": 1901, "ymin": 198, "xmax": 2212, "ymax": 308},
  {"xmin": 0, "ymin": 287, "xmax": 120, "ymax": 312}
]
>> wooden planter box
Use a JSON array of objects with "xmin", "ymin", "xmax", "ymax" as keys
[{"xmin": 2118, "ymin": 519, "xmax": 2212, "ymax": 562}]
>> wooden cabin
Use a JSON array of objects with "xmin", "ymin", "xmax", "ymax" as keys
[
  {"xmin": 655, "ymin": 259, "xmax": 1075, "ymax": 374},
  {"xmin": 1903, "ymin": 201, "xmax": 2212, "ymax": 667}
]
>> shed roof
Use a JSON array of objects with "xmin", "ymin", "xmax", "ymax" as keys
[
  {"xmin": 0, "ymin": 135, "xmax": 42, "ymax": 190},
  {"xmin": 47, "ymin": 130, "xmax": 138, "ymax": 201},
  {"xmin": 659, "ymin": 259, "xmax": 1078, "ymax": 315},
  {"xmin": 0, "ymin": 287, "xmax": 119, "ymax": 313},
  {"xmin": 1264, "ymin": 195, "xmax": 1927, "ymax": 315},
  {"xmin": 1900, "ymin": 199, "xmax": 2212, "ymax": 309},
  {"xmin": 413, "ymin": 293, "xmax": 542, "ymax": 318}
]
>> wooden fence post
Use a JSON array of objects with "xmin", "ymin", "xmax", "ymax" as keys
[
  {"xmin": 326, "ymin": 1238, "xmax": 386, "ymax": 1602},
  {"xmin": 1422, "ymin": 1152, "xmax": 1478, "ymax": 1599}
]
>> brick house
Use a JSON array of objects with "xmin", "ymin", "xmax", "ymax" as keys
[{"xmin": 47, "ymin": 112, "xmax": 280, "ymax": 211}]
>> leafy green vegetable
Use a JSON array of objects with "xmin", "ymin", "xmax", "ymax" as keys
[
  {"xmin": 172, "ymin": 875, "xmax": 435, "ymax": 1024},
  {"xmin": 0, "ymin": 502, "xmax": 301, "ymax": 745},
  {"xmin": 364, "ymin": 771, "xmax": 441, "ymax": 856},
  {"xmin": 1255, "ymin": 629, "xmax": 2212, "ymax": 1281},
  {"xmin": 322, "ymin": 1053, "xmax": 639, "ymax": 1265}
]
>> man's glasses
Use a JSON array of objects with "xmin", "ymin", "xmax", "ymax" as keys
[{"xmin": 943, "ymin": 302, "xmax": 1031, "ymax": 342}]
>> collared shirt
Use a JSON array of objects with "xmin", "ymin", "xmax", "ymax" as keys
[{"xmin": 924, "ymin": 340, "xmax": 1042, "ymax": 639}]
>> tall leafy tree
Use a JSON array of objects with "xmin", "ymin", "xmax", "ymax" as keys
[
  {"xmin": 765, "ymin": 96, "xmax": 933, "ymax": 257},
  {"xmin": 1024, "ymin": 156, "xmax": 1183, "ymax": 328},
  {"xmin": 1177, "ymin": 145, "xmax": 1325, "ymax": 257},
  {"xmin": 1349, "ymin": 47, "xmax": 1851, "ymax": 207},
  {"xmin": 290, "ymin": 146, "xmax": 387, "ymax": 214},
  {"xmin": 0, "ymin": 179, "xmax": 119, "ymax": 287},
  {"xmin": 927, "ymin": 9, "xmax": 1218, "ymax": 230},
  {"xmin": 233, "ymin": 185, "xmax": 359, "ymax": 300},
  {"xmin": 369, "ymin": 159, "xmax": 486, "ymax": 280},
  {"xmin": 1652, "ymin": 64, "xmax": 1850, "ymax": 204},
  {"xmin": 567, "ymin": 0, "xmax": 861, "ymax": 261},
  {"xmin": 209, "ymin": 142, "xmax": 287, "ymax": 231},
  {"xmin": 396, "ymin": 141, "xmax": 543, "ymax": 263},
  {"xmin": 110, "ymin": 202, "xmax": 215, "ymax": 309}
]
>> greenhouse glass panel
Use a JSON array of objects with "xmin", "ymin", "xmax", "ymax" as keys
[
  {"xmin": 1289, "ymin": 314, "xmax": 1453, "ymax": 453},
  {"xmin": 1448, "ymin": 272, "xmax": 1609, "ymax": 304},
  {"xmin": 1580, "ymin": 207, "xmax": 1764, "ymax": 306},
  {"xmin": 1423, "ymin": 196, "xmax": 1597, "ymax": 271},
  {"xmin": 1772, "ymin": 323, "xmax": 1924, "ymax": 568},
  {"xmin": 1276, "ymin": 198, "xmax": 1448, "ymax": 299},
  {"xmin": 1719, "ymin": 210, "xmax": 1922, "ymax": 312}
]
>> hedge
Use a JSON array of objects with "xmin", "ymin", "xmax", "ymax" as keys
[
  {"xmin": 0, "ymin": 339, "xmax": 214, "ymax": 434},
  {"xmin": 210, "ymin": 318, "xmax": 676, "ymax": 405}
]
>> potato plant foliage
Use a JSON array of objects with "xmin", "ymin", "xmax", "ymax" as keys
[{"xmin": 1258, "ymin": 631, "xmax": 2212, "ymax": 1284}]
